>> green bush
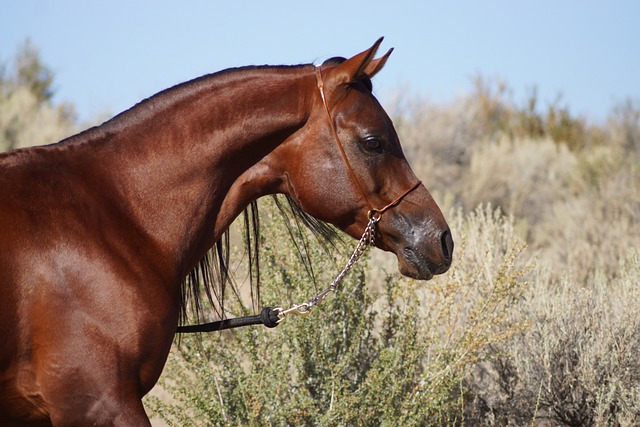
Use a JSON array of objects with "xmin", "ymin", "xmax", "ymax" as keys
[{"xmin": 145, "ymin": 203, "xmax": 530, "ymax": 426}]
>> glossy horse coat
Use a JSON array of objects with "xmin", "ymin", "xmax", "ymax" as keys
[{"xmin": 0, "ymin": 39, "xmax": 452, "ymax": 426}]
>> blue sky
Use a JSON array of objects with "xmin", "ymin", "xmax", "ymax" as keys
[{"xmin": 2, "ymin": 0, "xmax": 638, "ymax": 123}]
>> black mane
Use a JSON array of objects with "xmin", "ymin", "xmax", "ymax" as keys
[
  {"xmin": 176, "ymin": 60, "xmax": 375, "ymax": 327},
  {"xmin": 180, "ymin": 195, "xmax": 340, "ymax": 327}
]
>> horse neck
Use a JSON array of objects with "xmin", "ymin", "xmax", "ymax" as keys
[{"xmin": 89, "ymin": 66, "xmax": 314, "ymax": 277}]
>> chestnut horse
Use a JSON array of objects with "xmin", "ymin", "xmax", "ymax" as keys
[{"xmin": 0, "ymin": 38, "xmax": 452, "ymax": 426}]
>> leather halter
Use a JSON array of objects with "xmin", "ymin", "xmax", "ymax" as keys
[
  {"xmin": 314, "ymin": 65, "xmax": 421, "ymax": 223},
  {"xmin": 177, "ymin": 66, "xmax": 423, "ymax": 334}
]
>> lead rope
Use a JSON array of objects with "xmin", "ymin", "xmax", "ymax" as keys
[
  {"xmin": 176, "ymin": 215, "xmax": 378, "ymax": 333},
  {"xmin": 177, "ymin": 65, "xmax": 420, "ymax": 333}
]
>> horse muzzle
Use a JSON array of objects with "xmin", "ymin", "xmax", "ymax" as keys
[
  {"xmin": 380, "ymin": 208, "xmax": 453, "ymax": 280},
  {"xmin": 396, "ymin": 228, "xmax": 453, "ymax": 280}
]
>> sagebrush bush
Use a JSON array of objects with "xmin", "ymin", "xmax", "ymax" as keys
[
  {"xmin": 0, "ymin": 85, "xmax": 76, "ymax": 151},
  {"xmin": 391, "ymin": 82, "xmax": 640, "ymax": 286},
  {"xmin": 467, "ymin": 250, "xmax": 640, "ymax": 426},
  {"xmin": 0, "ymin": 40, "xmax": 77, "ymax": 151},
  {"xmin": 460, "ymin": 136, "xmax": 579, "ymax": 226},
  {"xmin": 532, "ymin": 149, "xmax": 640, "ymax": 285},
  {"xmin": 145, "ymin": 202, "xmax": 530, "ymax": 426},
  {"xmin": 388, "ymin": 83, "xmax": 640, "ymax": 425},
  {"xmin": 607, "ymin": 98, "xmax": 640, "ymax": 154}
]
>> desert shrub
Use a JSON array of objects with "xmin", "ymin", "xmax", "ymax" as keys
[
  {"xmin": 607, "ymin": 98, "xmax": 640, "ymax": 154},
  {"xmin": 392, "ymin": 82, "xmax": 640, "ymax": 286},
  {"xmin": 455, "ymin": 135, "xmax": 640, "ymax": 284},
  {"xmin": 391, "ymin": 76, "xmax": 595, "ymax": 177},
  {"xmin": 532, "ymin": 150, "xmax": 640, "ymax": 284},
  {"xmin": 462, "ymin": 75, "xmax": 594, "ymax": 151},
  {"xmin": 389, "ymin": 84, "xmax": 640, "ymax": 425},
  {"xmin": 0, "ymin": 40, "xmax": 76, "ymax": 151},
  {"xmin": 467, "ymin": 250, "xmax": 640, "ymax": 426},
  {"xmin": 0, "ymin": 85, "xmax": 76, "ymax": 151},
  {"xmin": 145, "ymin": 202, "xmax": 530, "ymax": 426},
  {"xmin": 459, "ymin": 136, "xmax": 579, "ymax": 226}
]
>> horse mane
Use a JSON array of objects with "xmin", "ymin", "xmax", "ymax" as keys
[
  {"xmin": 123, "ymin": 59, "xmax": 372, "ymax": 326},
  {"xmin": 175, "ymin": 57, "xmax": 380, "ymax": 326},
  {"xmin": 180, "ymin": 195, "xmax": 341, "ymax": 326}
]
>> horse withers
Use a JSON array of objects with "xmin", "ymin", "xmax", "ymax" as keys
[{"xmin": 0, "ymin": 38, "xmax": 452, "ymax": 426}]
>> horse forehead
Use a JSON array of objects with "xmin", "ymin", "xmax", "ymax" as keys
[{"xmin": 337, "ymin": 92, "xmax": 393, "ymax": 132}]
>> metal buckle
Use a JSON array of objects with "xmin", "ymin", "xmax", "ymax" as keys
[
  {"xmin": 275, "ymin": 303, "xmax": 312, "ymax": 323},
  {"xmin": 367, "ymin": 209, "xmax": 382, "ymax": 223}
]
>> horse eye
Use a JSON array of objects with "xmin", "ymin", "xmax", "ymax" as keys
[{"xmin": 362, "ymin": 138, "xmax": 383, "ymax": 152}]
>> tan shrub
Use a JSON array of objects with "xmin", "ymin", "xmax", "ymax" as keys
[
  {"xmin": 459, "ymin": 136, "xmax": 579, "ymax": 226},
  {"xmin": 467, "ymin": 250, "xmax": 640, "ymax": 426},
  {"xmin": 0, "ymin": 85, "xmax": 76, "ymax": 151},
  {"xmin": 533, "ymin": 150, "xmax": 640, "ymax": 284}
]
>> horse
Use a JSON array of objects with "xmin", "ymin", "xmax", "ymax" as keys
[{"xmin": 0, "ymin": 38, "xmax": 453, "ymax": 426}]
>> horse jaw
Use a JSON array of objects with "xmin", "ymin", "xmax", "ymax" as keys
[{"xmin": 397, "ymin": 248, "xmax": 435, "ymax": 280}]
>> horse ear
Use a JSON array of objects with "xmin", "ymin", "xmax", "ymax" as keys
[
  {"xmin": 363, "ymin": 47, "xmax": 393, "ymax": 79},
  {"xmin": 331, "ymin": 37, "xmax": 387, "ymax": 83}
]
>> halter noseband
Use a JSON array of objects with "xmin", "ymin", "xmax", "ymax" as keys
[{"xmin": 314, "ymin": 65, "xmax": 421, "ymax": 225}]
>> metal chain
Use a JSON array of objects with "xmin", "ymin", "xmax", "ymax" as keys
[{"xmin": 275, "ymin": 215, "xmax": 379, "ymax": 323}]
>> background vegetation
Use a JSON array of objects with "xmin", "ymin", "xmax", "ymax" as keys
[{"xmin": 3, "ymin": 42, "xmax": 639, "ymax": 425}]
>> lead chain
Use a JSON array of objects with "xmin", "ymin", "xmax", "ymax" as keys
[{"xmin": 275, "ymin": 215, "xmax": 379, "ymax": 322}]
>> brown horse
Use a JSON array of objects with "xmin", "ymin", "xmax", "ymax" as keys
[{"xmin": 0, "ymin": 38, "xmax": 452, "ymax": 426}]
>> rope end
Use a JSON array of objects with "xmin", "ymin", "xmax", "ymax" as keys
[{"xmin": 260, "ymin": 306, "xmax": 281, "ymax": 328}]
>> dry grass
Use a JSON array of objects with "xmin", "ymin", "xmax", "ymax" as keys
[{"xmin": 467, "ymin": 251, "xmax": 640, "ymax": 425}]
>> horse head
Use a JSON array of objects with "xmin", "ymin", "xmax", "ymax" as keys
[{"xmin": 276, "ymin": 38, "xmax": 453, "ymax": 280}]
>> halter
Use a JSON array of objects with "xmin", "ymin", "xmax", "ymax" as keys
[
  {"xmin": 314, "ymin": 65, "xmax": 421, "ymax": 223},
  {"xmin": 177, "ymin": 65, "xmax": 421, "ymax": 333},
  {"xmin": 273, "ymin": 66, "xmax": 423, "ymax": 321}
]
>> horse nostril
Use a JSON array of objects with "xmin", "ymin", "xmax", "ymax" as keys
[{"xmin": 440, "ymin": 229, "xmax": 454, "ymax": 266}]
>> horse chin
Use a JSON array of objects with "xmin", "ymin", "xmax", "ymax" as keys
[{"xmin": 397, "ymin": 247, "xmax": 434, "ymax": 281}]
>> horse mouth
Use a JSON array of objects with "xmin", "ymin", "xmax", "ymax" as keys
[{"xmin": 398, "ymin": 247, "xmax": 434, "ymax": 280}]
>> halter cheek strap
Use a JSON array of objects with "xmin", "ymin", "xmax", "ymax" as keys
[{"xmin": 314, "ymin": 65, "xmax": 421, "ymax": 224}]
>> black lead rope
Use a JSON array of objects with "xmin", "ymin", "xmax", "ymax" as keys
[{"xmin": 176, "ymin": 307, "xmax": 281, "ymax": 333}]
